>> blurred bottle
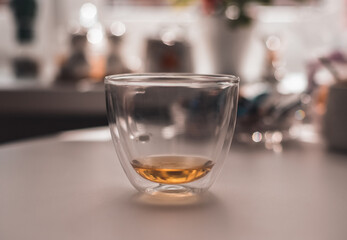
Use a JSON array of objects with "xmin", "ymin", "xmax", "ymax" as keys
[
  {"xmin": 10, "ymin": 0, "xmax": 40, "ymax": 79},
  {"xmin": 106, "ymin": 34, "xmax": 129, "ymax": 75},
  {"xmin": 56, "ymin": 33, "xmax": 90, "ymax": 83}
]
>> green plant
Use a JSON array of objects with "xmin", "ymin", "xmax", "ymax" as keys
[
  {"xmin": 172, "ymin": 0, "xmax": 308, "ymax": 28},
  {"xmin": 171, "ymin": 0, "xmax": 271, "ymax": 27}
]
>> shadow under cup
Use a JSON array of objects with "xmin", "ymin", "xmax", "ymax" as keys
[{"xmin": 105, "ymin": 74, "xmax": 239, "ymax": 195}]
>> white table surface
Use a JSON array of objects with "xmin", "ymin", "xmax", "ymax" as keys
[{"xmin": 0, "ymin": 127, "xmax": 347, "ymax": 240}]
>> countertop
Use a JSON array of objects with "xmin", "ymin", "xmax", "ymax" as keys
[{"xmin": 0, "ymin": 81, "xmax": 105, "ymax": 115}]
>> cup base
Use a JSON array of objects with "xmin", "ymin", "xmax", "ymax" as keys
[
  {"xmin": 136, "ymin": 184, "xmax": 207, "ymax": 206},
  {"xmin": 145, "ymin": 184, "xmax": 195, "ymax": 197}
]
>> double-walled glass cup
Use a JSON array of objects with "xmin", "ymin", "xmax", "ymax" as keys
[{"xmin": 105, "ymin": 73, "xmax": 239, "ymax": 195}]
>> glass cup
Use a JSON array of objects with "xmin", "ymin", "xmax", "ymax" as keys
[{"xmin": 105, "ymin": 73, "xmax": 239, "ymax": 195}]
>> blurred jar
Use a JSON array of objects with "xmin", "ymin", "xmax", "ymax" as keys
[
  {"xmin": 323, "ymin": 82, "xmax": 347, "ymax": 150},
  {"xmin": 145, "ymin": 25, "xmax": 193, "ymax": 73}
]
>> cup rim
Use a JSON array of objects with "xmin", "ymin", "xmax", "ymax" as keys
[{"xmin": 104, "ymin": 73, "xmax": 240, "ymax": 85}]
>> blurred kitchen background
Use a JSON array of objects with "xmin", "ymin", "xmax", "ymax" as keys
[{"xmin": 0, "ymin": 0, "xmax": 346, "ymax": 148}]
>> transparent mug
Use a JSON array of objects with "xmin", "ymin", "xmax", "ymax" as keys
[{"xmin": 105, "ymin": 73, "xmax": 239, "ymax": 195}]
